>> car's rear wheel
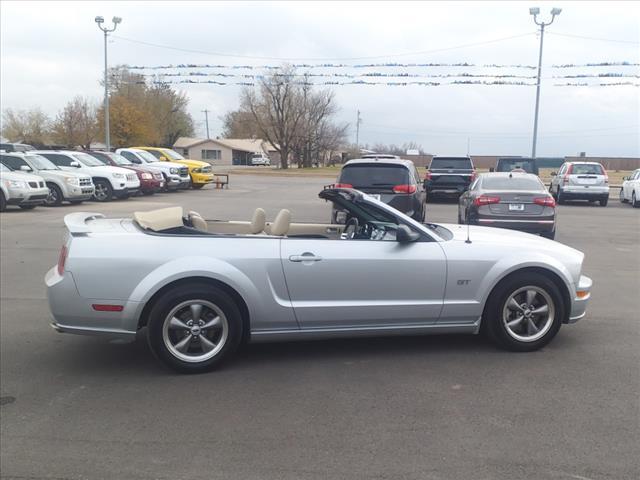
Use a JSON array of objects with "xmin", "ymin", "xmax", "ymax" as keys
[
  {"xmin": 93, "ymin": 179, "xmax": 113, "ymax": 202},
  {"xmin": 45, "ymin": 183, "xmax": 63, "ymax": 206},
  {"xmin": 0, "ymin": 191, "xmax": 6, "ymax": 212},
  {"xmin": 483, "ymin": 272, "xmax": 564, "ymax": 352},
  {"xmin": 556, "ymin": 187, "xmax": 565, "ymax": 205},
  {"xmin": 147, "ymin": 283, "xmax": 243, "ymax": 373},
  {"xmin": 633, "ymin": 191, "xmax": 639, "ymax": 208},
  {"xmin": 599, "ymin": 196, "xmax": 608, "ymax": 207}
]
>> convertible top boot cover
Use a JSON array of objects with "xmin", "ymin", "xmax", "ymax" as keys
[{"xmin": 134, "ymin": 206, "xmax": 184, "ymax": 231}]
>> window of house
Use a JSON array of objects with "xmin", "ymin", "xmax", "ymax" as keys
[
  {"xmin": 182, "ymin": 149, "xmax": 189, "ymax": 157},
  {"xmin": 201, "ymin": 149, "xmax": 221, "ymax": 160}
]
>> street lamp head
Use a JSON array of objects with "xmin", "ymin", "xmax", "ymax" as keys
[
  {"xmin": 94, "ymin": 16, "xmax": 104, "ymax": 24},
  {"xmin": 529, "ymin": 7, "xmax": 540, "ymax": 15},
  {"xmin": 550, "ymin": 8, "xmax": 562, "ymax": 16},
  {"xmin": 112, "ymin": 16, "xmax": 122, "ymax": 25}
]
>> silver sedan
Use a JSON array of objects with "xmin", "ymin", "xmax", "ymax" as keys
[{"xmin": 46, "ymin": 188, "xmax": 592, "ymax": 373}]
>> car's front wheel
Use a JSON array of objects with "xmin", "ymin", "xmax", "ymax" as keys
[
  {"xmin": 93, "ymin": 179, "xmax": 113, "ymax": 202},
  {"xmin": 482, "ymin": 272, "xmax": 564, "ymax": 352},
  {"xmin": 147, "ymin": 283, "xmax": 243, "ymax": 373},
  {"xmin": 619, "ymin": 188, "xmax": 627, "ymax": 203},
  {"xmin": 45, "ymin": 182, "xmax": 63, "ymax": 206}
]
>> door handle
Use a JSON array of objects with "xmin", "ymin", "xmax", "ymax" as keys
[{"xmin": 289, "ymin": 253, "xmax": 323, "ymax": 262}]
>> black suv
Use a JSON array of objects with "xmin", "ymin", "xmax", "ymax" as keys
[
  {"xmin": 493, "ymin": 157, "xmax": 539, "ymax": 175},
  {"xmin": 425, "ymin": 156, "xmax": 476, "ymax": 201},
  {"xmin": 334, "ymin": 158, "xmax": 426, "ymax": 221}
]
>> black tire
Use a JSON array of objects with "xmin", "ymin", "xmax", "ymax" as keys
[
  {"xmin": 142, "ymin": 190, "xmax": 155, "ymax": 196},
  {"xmin": 540, "ymin": 230, "xmax": 556, "ymax": 240},
  {"xmin": 93, "ymin": 179, "xmax": 113, "ymax": 202},
  {"xmin": 146, "ymin": 283, "xmax": 244, "ymax": 373},
  {"xmin": 0, "ymin": 191, "xmax": 7, "ymax": 212},
  {"xmin": 633, "ymin": 191, "xmax": 639, "ymax": 208},
  {"xmin": 482, "ymin": 271, "xmax": 564, "ymax": 352},
  {"xmin": 69, "ymin": 200, "xmax": 84, "ymax": 205},
  {"xmin": 556, "ymin": 187, "xmax": 565, "ymax": 205},
  {"xmin": 192, "ymin": 184, "xmax": 205, "ymax": 190},
  {"xmin": 619, "ymin": 188, "xmax": 627, "ymax": 203},
  {"xmin": 45, "ymin": 182, "xmax": 63, "ymax": 206},
  {"xmin": 19, "ymin": 205, "xmax": 37, "ymax": 210},
  {"xmin": 599, "ymin": 197, "xmax": 608, "ymax": 207}
]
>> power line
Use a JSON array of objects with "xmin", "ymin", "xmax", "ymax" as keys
[
  {"xmin": 547, "ymin": 31, "xmax": 640, "ymax": 45},
  {"xmin": 112, "ymin": 32, "xmax": 536, "ymax": 61}
]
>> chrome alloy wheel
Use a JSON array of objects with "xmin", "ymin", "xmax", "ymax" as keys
[
  {"xmin": 94, "ymin": 182, "xmax": 108, "ymax": 201},
  {"xmin": 502, "ymin": 286, "xmax": 555, "ymax": 342},
  {"xmin": 46, "ymin": 187, "xmax": 58, "ymax": 205},
  {"xmin": 161, "ymin": 300, "xmax": 229, "ymax": 363}
]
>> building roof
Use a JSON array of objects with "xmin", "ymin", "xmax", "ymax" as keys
[{"xmin": 173, "ymin": 137, "xmax": 278, "ymax": 153}]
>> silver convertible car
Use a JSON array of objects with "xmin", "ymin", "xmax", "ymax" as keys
[{"xmin": 46, "ymin": 188, "xmax": 592, "ymax": 373}]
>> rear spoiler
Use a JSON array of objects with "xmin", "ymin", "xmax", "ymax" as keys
[{"xmin": 63, "ymin": 212, "xmax": 105, "ymax": 234}]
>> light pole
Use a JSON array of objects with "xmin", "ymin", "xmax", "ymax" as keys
[
  {"xmin": 95, "ymin": 15, "xmax": 122, "ymax": 151},
  {"xmin": 529, "ymin": 7, "xmax": 561, "ymax": 159}
]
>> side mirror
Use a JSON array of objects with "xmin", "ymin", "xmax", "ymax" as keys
[
  {"xmin": 20, "ymin": 165, "xmax": 33, "ymax": 172},
  {"xmin": 70, "ymin": 161, "xmax": 80, "ymax": 167},
  {"xmin": 550, "ymin": 171, "xmax": 557, "ymax": 176},
  {"xmin": 396, "ymin": 225, "xmax": 420, "ymax": 243},
  {"xmin": 335, "ymin": 211, "xmax": 347, "ymax": 224},
  {"xmin": 489, "ymin": 167, "xmax": 495, "ymax": 172}
]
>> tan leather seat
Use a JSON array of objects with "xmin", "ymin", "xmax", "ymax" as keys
[
  {"xmin": 269, "ymin": 209, "xmax": 291, "ymax": 236},
  {"xmin": 187, "ymin": 211, "xmax": 208, "ymax": 232},
  {"xmin": 250, "ymin": 208, "xmax": 266, "ymax": 234}
]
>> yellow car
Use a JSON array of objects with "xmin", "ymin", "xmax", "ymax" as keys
[{"xmin": 135, "ymin": 147, "xmax": 214, "ymax": 189}]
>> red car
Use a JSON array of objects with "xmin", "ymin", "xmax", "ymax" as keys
[{"xmin": 85, "ymin": 151, "xmax": 164, "ymax": 195}]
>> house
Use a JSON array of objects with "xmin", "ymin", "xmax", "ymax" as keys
[{"xmin": 173, "ymin": 137, "xmax": 280, "ymax": 165}]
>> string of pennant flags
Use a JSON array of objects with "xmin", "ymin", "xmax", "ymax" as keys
[{"xmin": 137, "ymin": 72, "xmax": 639, "ymax": 79}]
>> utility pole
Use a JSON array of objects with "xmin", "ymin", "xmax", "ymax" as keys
[
  {"xmin": 202, "ymin": 109, "xmax": 211, "ymax": 138},
  {"xmin": 95, "ymin": 15, "xmax": 122, "ymax": 151},
  {"xmin": 355, "ymin": 110, "xmax": 362, "ymax": 150},
  {"xmin": 466, "ymin": 137, "xmax": 471, "ymax": 156},
  {"xmin": 529, "ymin": 7, "xmax": 561, "ymax": 159}
]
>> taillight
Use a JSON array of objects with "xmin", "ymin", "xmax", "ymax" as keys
[
  {"xmin": 473, "ymin": 195, "xmax": 501, "ymax": 206},
  {"xmin": 534, "ymin": 196, "xmax": 556, "ymax": 207},
  {"xmin": 425, "ymin": 171, "xmax": 432, "ymax": 181},
  {"xmin": 335, "ymin": 183, "xmax": 353, "ymax": 188},
  {"xmin": 564, "ymin": 164, "xmax": 573, "ymax": 183},
  {"xmin": 57, "ymin": 244, "xmax": 68, "ymax": 275},
  {"xmin": 392, "ymin": 184, "xmax": 417, "ymax": 194}
]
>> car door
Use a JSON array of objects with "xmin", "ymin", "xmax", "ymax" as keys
[{"xmin": 280, "ymin": 236, "xmax": 447, "ymax": 329}]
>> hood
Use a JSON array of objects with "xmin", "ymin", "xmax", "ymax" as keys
[
  {"xmin": 175, "ymin": 159, "xmax": 210, "ymax": 168},
  {"xmin": 38, "ymin": 169, "xmax": 90, "ymax": 181},
  {"xmin": 151, "ymin": 161, "xmax": 187, "ymax": 171},
  {"xmin": 88, "ymin": 165, "xmax": 133, "ymax": 175},
  {"xmin": 1, "ymin": 171, "xmax": 44, "ymax": 183}
]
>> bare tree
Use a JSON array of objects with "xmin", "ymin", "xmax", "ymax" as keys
[
  {"xmin": 220, "ymin": 111, "xmax": 261, "ymax": 138},
  {"xmin": 51, "ymin": 96, "xmax": 99, "ymax": 149},
  {"xmin": 0, "ymin": 108, "xmax": 51, "ymax": 147},
  {"xmin": 240, "ymin": 66, "xmax": 307, "ymax": 169}
]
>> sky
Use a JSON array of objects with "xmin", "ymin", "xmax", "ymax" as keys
[{"xmin": 1, "ymin": 1, "xmax": 639, "ymax": 157}]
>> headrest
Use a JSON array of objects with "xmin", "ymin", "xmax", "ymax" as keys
[
  {"xmin": 270, "ymin": 209, "xmax": 291, "ymax": 236},
  {"xmin": 251, "ymin": 208, "xmax": 266, "ymax": 234},
  {"xmin": 188, "ymin": 210, "xmax": 208, "ymax": 232},
  {"xmin": 133, "ymin": 206, "xmax": 184, "ymax": 231}
]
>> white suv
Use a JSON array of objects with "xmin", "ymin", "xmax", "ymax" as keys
[
  {"xmin": 0, "ymin": 163, "xmax": 49, "ymax": 211},
  {"xmin": 116, "ymin": 148, "xmax": 190, "ymax": 190},
  {"xmin": 36, "ymin": 151, "xmax": 140, "ymax": 202},
  {"xmin": 550, "ymin": 161, "xmax": 610, "ymax": 206},
  {"xmin": 0, "ymin": 152, "xmax": 94, "ymax": 206},
  {"xmin": 620, "ymin": 168, "xmax": 640, "ymax": 208},
  {"xmin": 250, "ymin": 153, "xmax": 271, "ymax": 166}
]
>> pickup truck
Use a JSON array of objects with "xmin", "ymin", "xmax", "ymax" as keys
[{"xmin": 424, "ymin": 156, "xmax": 476, "ymax": 200}]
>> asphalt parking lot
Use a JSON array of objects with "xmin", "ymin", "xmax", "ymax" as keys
[{"xmin": 1, "ymin": 174, "xmax": 638, "ymax": 480}]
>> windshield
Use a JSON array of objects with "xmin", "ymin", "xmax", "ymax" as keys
[
  {"xmin": 496, "ymin": 159, "xmax": 536, "ymax": 173},
  {"xmin": 571, "ymin": 164, "xmax": 604, "ymax": 175},
  {"xmin": 430, "ymin": 158, "xmax": 473, "ymax": 169},
  {"xmin": 162, "ymin": 149, "xmax": 185, "ymax": 161},
  {"xmin": 25, "ymin": 154, "xmax": 59, "ymax": 170},
  {"xmin": 106, "ymin": 152, "xmax": 133, "ymax": 166},
  {"xmin": 481, "ymin": 175, "xmax": 544, "ymax": 191},
  {"xmin": 73, "ymin": 153, "xmax": 104, "ymax": 167},
  {"xmin": 339, "ymin": 164, "xmax": 410, "ymax": 188},
  {"xmin": 135, "ymin": 150, "xmax": 160, "ymax": 163}
]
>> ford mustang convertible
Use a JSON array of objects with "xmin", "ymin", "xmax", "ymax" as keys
[{"xmin": 46, "ymin": 188, "xmax": 592, "ymax": 372}]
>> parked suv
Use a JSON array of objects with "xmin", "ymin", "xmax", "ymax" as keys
[
  {"xmin": 425, "ymin": 156, "xmax": 476, "ymax": 201},
  {"xmin": 134, "ymin": 147, "xmax": 214, "ymax": 189},
  {"xmin": 549, "ymin": 161, "xmax": 609, "ymax": 206},
  {"xmin": 493, "ymin": 157, "xmax": 539, "ymax": 175},
  {"xmin": 0, "ymin": 152, "xmax": 94, "ymax": 206},
  {"xmin": 334, "ymin": 158, "xmax": 426, "ymax": 221},
  {"xmin": 619, "ymin": 168, "xmax": 640, "ymax": 208},
  {"xmin": 86, "ymin": 151, "xmax": 164, "ymax": 195},
  {"xmin": 116, "ymin": 148, "xmax": 190, "ymax": 190},
  {"xmin": 250, "ymin": 153, "xmax": 271, "ymax": 166},
  {"xmin": 0, "ymin": 143, "xmax": 35, "ymax": 153},
  {"xmin": 36, "ymin": 150, "xmax": 140, "ymax": 202},
  {"xmin": 0, "ymin": 163, "xmax": 49, "ymax": 211}
]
